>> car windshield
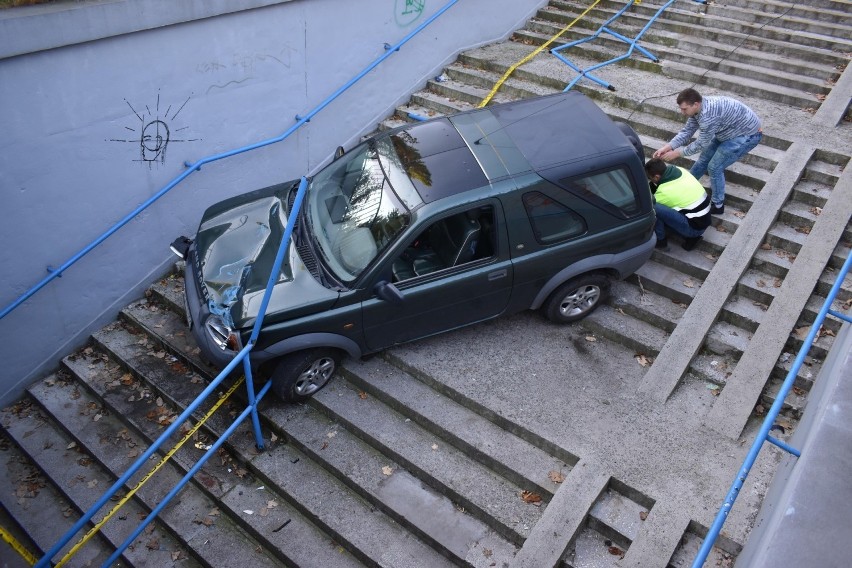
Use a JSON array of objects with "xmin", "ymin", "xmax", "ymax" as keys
[{"xmin": 305, "ymin": 137, "xmax": 419, "ymax": 283}]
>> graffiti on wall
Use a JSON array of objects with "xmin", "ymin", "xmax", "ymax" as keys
[
  {"xmin": 109, "ymin": 91, "xmax": 200, "ymax": 167},
  {"xmin": 395, "ymin": 0, "xmax": 425, "ymax": 27}
]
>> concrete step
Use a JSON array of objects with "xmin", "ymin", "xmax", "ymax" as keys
[
  {"xmin": 339, "ymin": 356, "xmax": 574, "ymax": 498},
  {"xmin": 550, "ymin": 0, "xmax": 852, "ymax": 52},
  {"xmin": 521, "ymin": 18, "xmax": 837, "ymax": 95},
  {"xmin": 4, "ymin": 384, "xmax": 199, "ymax": 568},
  {"xmin": 0, "ymin": 411, "xmax": 115, "ymax": 568},
  {"xmin": 58, "ymin": 342, "xmax": 291, "ymax": 568},
  {"xmin": 119, "ymin": 295, "xmax": 486, "ymax": 566}
]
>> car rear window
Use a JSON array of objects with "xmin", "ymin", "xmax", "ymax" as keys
[
  {"xmin": 558, "ymin": 168, "xmax": 641, "ymax": 217},
  {"xmin": 522, "ymin": 191, "xmax": 587, "ymax": 244}
]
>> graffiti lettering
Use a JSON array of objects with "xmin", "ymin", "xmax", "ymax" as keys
[{"xmin": 395, "ymin": 0, "xmax": 425, "ymax": 27}]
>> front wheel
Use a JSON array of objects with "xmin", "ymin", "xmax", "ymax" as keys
[
  {"xmin": 271, "ymin": 349, "xmax": 340, "ymax": 403},
  {"xmin": 543, "ymin": 274, "xmax": 610, "ymax": 324}
]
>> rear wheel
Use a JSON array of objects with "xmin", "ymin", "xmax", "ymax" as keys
[
  {"xmin": 271, "ymin": 349, "xmax": 340, "ymax": 402},
  {"xmin": 543, "ymin": 274, "xmax": 610, "ymax": 324}
]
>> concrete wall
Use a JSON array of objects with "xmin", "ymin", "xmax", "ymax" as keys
[{"xmin": 0, "ymin": 0, "xmax": 547, "ymax": 405}]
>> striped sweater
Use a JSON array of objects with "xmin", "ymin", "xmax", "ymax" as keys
[{"xmin": 670, "ymin": 96, "xmax": 762, "ymax": 157}]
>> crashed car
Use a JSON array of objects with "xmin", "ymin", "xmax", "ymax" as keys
[{"xmin": 173, "ymin": 91, "xmax": 654, "ymax": 402}]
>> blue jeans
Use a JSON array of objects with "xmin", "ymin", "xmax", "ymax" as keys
[
  {"xmin": 689, "ymin": 132, "xmax": 762, "ymax": 207},
  {"xmin": 655, "ymin": 203, "xmax": 704, "ymax": 241}
]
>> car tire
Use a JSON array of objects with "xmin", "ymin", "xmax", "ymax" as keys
[
  {"xmin": 543, "ymin": 274, "xmax": 610, "ymax": 324},
  {"xmin": 271, "ymin": 349, "xmax": 340, "ymax": 403}
]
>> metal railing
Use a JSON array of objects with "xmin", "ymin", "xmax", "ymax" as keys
[
  {"xmin": 30, "ymin": 2, "xmax": 461, "ymax": 565},
  {"xmin": 692, "ymin": 252, "xmax": 852, "ymax": 567},
  {"xmin": 0, "ymin": 0, "xmax": 460, "ymax": 322},
  {"xmin": 551, "ymin": 0, "xmax": 675, "ymax": 92}
]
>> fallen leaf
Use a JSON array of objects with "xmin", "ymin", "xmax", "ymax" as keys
[
  {"xmin": 382, "ymin": 466, "xmax": 394, "ymax": 476},
  {"xmin": 795, "ymin": 226, "xmax": 811, "ymax": 235},
  {"xmin": 793, "ymin": 326, "xmax": 810, "ymax": 340},
  {"xmin": 733, "ymin": 211, "xmax": 745, "ymax": 218},
  {"xmin": 585, "ymin": 336, "xmax": 597, "ymax": 342},
  {"xmin": 327, "ymin": 431, "xmax": 337, "ymax": 439},
  {"xmin": 483, "ymin": 548, "xmax": 493, "ymax": 558},
  {"xmin": 755, "ymin": 404, "xmax": 765, "ymax": 416},
  {"xmin": 171, "ymin": 551, "xmax": 182, "ymax": 561},
  {"xmin": 810, "ymin": 206, "xmax": 822, "ymax": 216},
  {"xmin": 520, "ymin": 491, "xmax": 542, "ymax": 504},
  {"xmin": 548, "ymin": 470, "xmax": 565, "ymax": 483},
  {"xmin": 608, "ymin": 545, "xmax": 625, "ymax": 557},
  {"xmin": 757, "ymin": 279, "xmax": 767, "ymax": 288},
  {"xmin": 793, "ymin": 386, "xmax": 806, "ymax": 396},
  {"xmin": 67, "ymin": 442, "xmax": 77, "ymax": 450},
  {"xmin": 267, "ymin": 500, "xmax": 278, "ymax": 509},
  {"xmin": 760, "ymin": 243, "xmax": 772, "ymax": 250},
  {"xmin": 715, "ymin": 225, "xmax": 728, "ymax": 233},
  {"xmin": 320, "ymin": 441, "xmax": 329, "ymax": 450},
  {"xmin": 146, "ymin": 538, "xmax": 159, "ymax": 550},
  {"xmin": 682, "ymin": 278, "xmax": 695, "ymax": 288},
  {"xmin": 431, "ymin": 444, "xmax": 439, "ymax": 450},
  {"xmin": 773, "ymin": 278, "xmax": 782, "ymax": 288},
  {"xmin": 358, "ymin": 391, "xmax": 368, "ymax": 400},
  {"xmin": 635, "ymin": 354, "xmax": 654, "ymax": 367},
  {"xmin": 640, "ymin": 511, "xmax": 648, "ymax": 521}
]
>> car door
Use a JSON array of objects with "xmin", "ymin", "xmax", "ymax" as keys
[{"xmin": 360, "ymin": 201, "xmax": 512, "ymax": 351}]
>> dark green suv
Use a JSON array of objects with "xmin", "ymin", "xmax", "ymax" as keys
[{"xmin": 175, "ymin": 91, "xmax": 654, "ymax": 402}]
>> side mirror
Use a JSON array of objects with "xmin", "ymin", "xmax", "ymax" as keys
[
  {"xmin": 374, "ymin": 280, "xmax": 405, "ymax": 305},
  {"xmin": 334, "ymin": 146, "xmax": 345, "ymax": 160}
]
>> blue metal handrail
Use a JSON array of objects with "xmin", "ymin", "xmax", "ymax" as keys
[
  {"xmin": 551, "ymin": 0, "xmax": 676, "ymax": 92},
  {"xmin": 0, "ymin": 0, "xmax": 460, "ymax": 322},
  {"xmin": 692, "ymin": 252, "xmax": 852, "ymax": 567},
  {"xmin": 32, "ymin": 2, "xmax": 463, "ymax": 564},
  {"xmin": 35, "ymin": 177, "xmax": 307, "ymax": 568}
]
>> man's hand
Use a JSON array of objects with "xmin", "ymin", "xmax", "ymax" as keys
[
  {"xmin": 659, "ymin": 149, "xmax": 682, "ymax": 162},
  {"xmin": 652, "ymin": 144, "xmax": 673, "ymax": 159}
]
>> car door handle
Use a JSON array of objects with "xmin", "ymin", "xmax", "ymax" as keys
[{"xmin": 487, "ymin": 269, "xmax": 507, "ymax": 281}]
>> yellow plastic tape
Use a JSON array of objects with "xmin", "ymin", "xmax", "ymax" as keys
[
  {"xmin": 53, "ymin": 376, "xmax": 245, "ymax": 567},
  {"xmin": 478, "ymin": 0, "xmax": 602, "ymax": 107},
  {"xmin": 1, "ymin": 525, "xmax": 38, "ymax": 566}
]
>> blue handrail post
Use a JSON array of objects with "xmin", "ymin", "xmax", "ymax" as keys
[
  {"xmin": 551, "ymin": 0, "xmax": 676, "ymax": 92},
  {"xmin": 242, "ymin": 176, "xmax": 309, "ymax": 450},
  {"xmin": 691, "ymin": 252, "xmax": 852, "ymax": 567}
]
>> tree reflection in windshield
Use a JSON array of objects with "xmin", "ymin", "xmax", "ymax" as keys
[
  {"xmin": 306, "ymin": 139, "xmax": 417, "ymax": 283},
  {"xmin": 391, "ymin": 131, "xmax": 432, "ymax": 187}
]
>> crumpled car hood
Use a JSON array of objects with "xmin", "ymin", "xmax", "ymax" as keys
[{"xmin": 192, "ymin": 183, "xmax": 339, "ymax": 330}]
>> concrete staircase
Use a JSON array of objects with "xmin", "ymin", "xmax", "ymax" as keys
[{"xmin": 2, "ymin": 1, "xmax": 850, "ymax": 566}]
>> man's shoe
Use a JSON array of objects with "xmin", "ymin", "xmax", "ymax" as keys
[
  {"xmin": 682, "ymin": 236, "xmax": 703, "ymax": 251},
  {"xmin": 710, "ymin": 203, "xmax": 725, "ymax": 215},
  {"xmin": 655, "ymin": 238, "xmax": 669, "ymax": 250}
]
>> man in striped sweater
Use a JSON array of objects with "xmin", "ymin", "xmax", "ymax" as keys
[
  {"xmin": 645, "ymin": 158, "xmax": 712, "ymax": 251},
  {"xmin": 653, "ymin": 88, "xmax": 762, "ymax": 215}
]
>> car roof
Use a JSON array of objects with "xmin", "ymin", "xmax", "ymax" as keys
[
  {"xmin": 487, "ymin": 91, "xmax": 632, "ymax": 171},
  {"xmin": 384, "ymin": 91, "xmax": 633, "ymax": 204}
]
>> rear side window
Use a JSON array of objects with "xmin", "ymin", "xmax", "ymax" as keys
[
  {"xmin": 559, "ymin": 168, "xmax": 640, "ymax": 217},
  {"xmin": 522, "ymin": 192, "xmax": 586, "ymax": 244}
]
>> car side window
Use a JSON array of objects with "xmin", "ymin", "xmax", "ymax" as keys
[
  {"xmin": 559, "ymin": 167, "xmax": 640, "ymax": 217},
  {"xmin": 522, "ymin": 191, "xmax": 586, "ymax": 244},
  {"xmin": 391, "ymin": 206, "xmax": 495, "ymax": 283}
]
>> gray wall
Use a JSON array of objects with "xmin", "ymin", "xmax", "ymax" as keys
[{"xmin": 0, "ymin": 0, "xmax": 547, "ymax": 405}]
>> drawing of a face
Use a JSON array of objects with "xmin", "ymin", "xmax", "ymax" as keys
[
  {"xmin": 110, "ymin": 91, "xmax": 199, "ymax": 167},
  {"xmin": 141, "ymin": 119, "xmax": 170, "ymax": 163}
]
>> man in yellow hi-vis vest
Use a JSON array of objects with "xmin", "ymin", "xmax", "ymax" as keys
[{"xmin": 645, "ymin": 158, "xmax": 712, "ymax": 251}]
